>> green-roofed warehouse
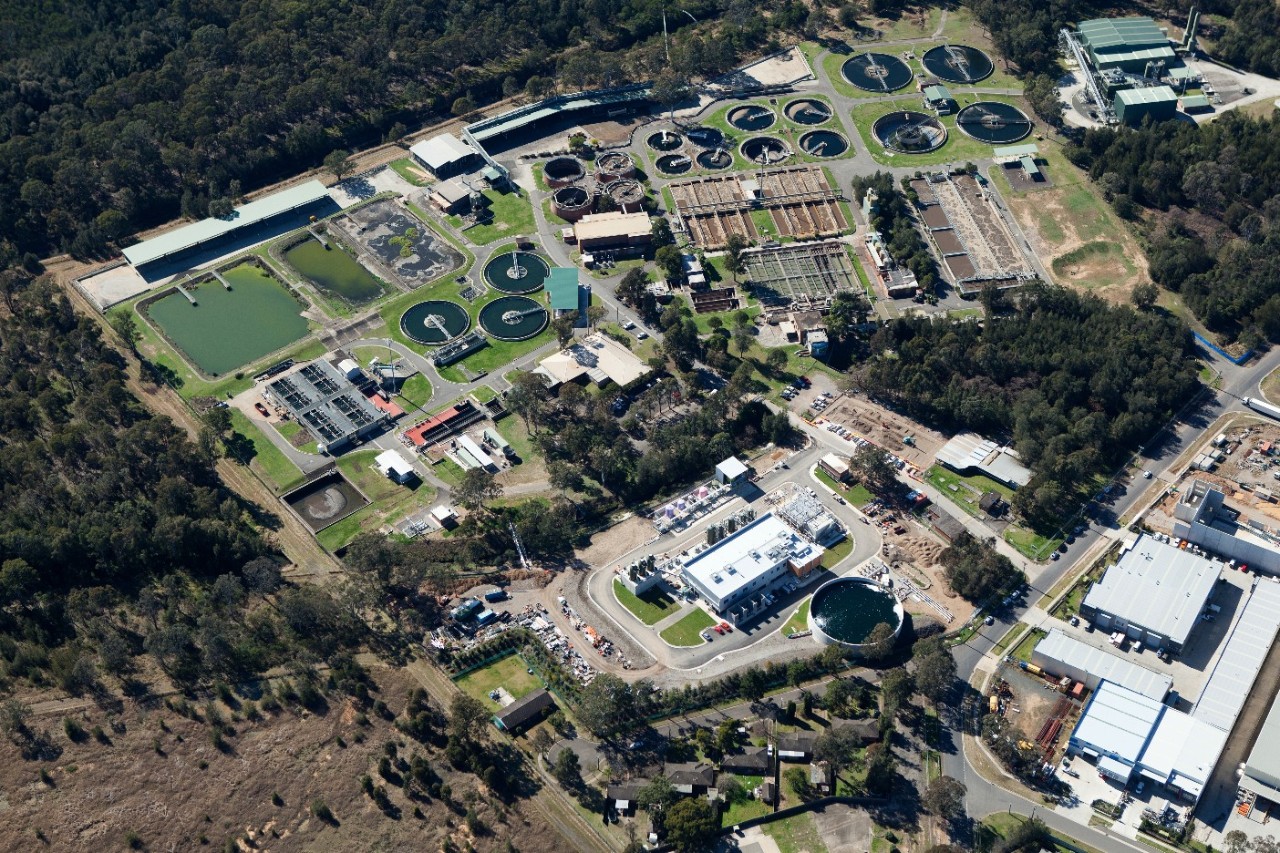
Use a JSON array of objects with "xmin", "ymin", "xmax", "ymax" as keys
[
  {"xmin": 1114, "ymin": 85, "xmax": 1179, "ymax": 125},
  {"xmin": 545, "ymin": 267, "xmax": 581, "ymax": 316},
  {"xmin": 1077, "ymin": 16, "xmax": 1175, "ymax": 73}
]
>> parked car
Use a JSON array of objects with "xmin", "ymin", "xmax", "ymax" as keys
[
  {"xmin": 720, "ymin": 622, "xmax": 732, "ymax": 632},
  {"xmin": 984, "ymin": 615, "xmax": 995, "ymax": 626},
  {"xmin": 636, "ymin": 330, "xmax": 649, "ymax": 339},
  {"xmin": 254, "ymin": 402, "xmax": 270, "ymax": 417},
  {"xmin": 622, "ymin": 320, "xmax": 636, "ymax": 330}
]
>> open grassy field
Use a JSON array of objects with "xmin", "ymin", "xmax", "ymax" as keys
[
  {"xmin": 613, "ymin": 579, "xmax": 683, "ymax": 625},
  {"xmin": 820, "ymin": 535, "xmax": 855, "ymax": 570},
  {"xmin": 764, "ymin": 808, "xmax": 828, "ymax": 853},
  {"xmin": 388, "ymin": 157, "xmax": 430, "ymax": 186},
  {"xmin": 1004, "ymin": 527, "xmax": 1064, "ymax": 562},
  {"xmin": 991, "ymin": 142, "xmax": 1148, "ymax": 303},
  {"xmin": 925, "ymin": 465, "xmax": 1012, "ymax": 516},
  {"xmin": 660, "ymin": 609, "xmax": 717, "ymax": 646},
  {"xmin": 455, "ymin": 654, "xmax": 544, "ymax": 711},
  {"xmin": 446, "ymin": 188, "xmax": 536, "ymax": 245},
  {"xmin": 228, "ymin": 409, "xmax": 305, "ymax": 493},
  {"xmin": 1011, "ymin": 627, "xmax": 1047, "ymax": 664}
]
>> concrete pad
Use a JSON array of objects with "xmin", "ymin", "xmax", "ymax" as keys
[
  {"xmin": 75, "ymin": 262, "xmax": 153, "ymax": 311},
  {"xmin": 810, "ymin": 802, "xmax": 871, "ymax": 850},
  {"xmin": 716, "ymin": 824, "xmax": 781, "ymax": 853}
]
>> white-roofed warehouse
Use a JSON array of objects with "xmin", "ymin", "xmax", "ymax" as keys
[
  {"xmin": 1080, "ymin": 534, "xmax": 1220, "ymax": 653},
  {"xmin": 1031, "ymin": 628, "xmax": 1172, "ymax": 700}
]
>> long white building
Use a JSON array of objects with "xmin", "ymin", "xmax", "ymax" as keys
[{"xmin": 681, "ymin": 513, "xmax": 822, "ymax": 619}]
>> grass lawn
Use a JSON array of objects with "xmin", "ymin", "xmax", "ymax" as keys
[
  {"xmin": 722, "ymin": 794, "xmax": 770, "ymax": 826},
  {"xmin": 1004, "ymin": 527, "xmax": 1064, "ymax": 562},
  {"xmin": 455, "ymin": 654, "xmax": 544, "ymax": 711},
  {"xmin": 991, "ymin": 621, "xmax": 1028, "ymax": 657},
  {"xmin": 227, "ymin": 409, "xmax": 305, "ymax": 493},
  {"xmin": 435, "ymin": 326, "xmax": 556, "ymax": 382},
  {"xmin": 613, "ymin": 579, "xmax": 683, "ymax": 625},
  {"xmin": 471, "ymin": 384, "xmax": 498, "ymax": 403},
  {"xmin": 541, "ymin": 197, "xmax": 569, "ymax": 227},
  {"xmin": 764, "ymin": 811, "xmax": 828, "ymax": 853},
  {"xmin": 495, "ymin": 416, "xmax": 539, "ymax": 463},
  {"xmin": 1011, "ymin": 627, "xmax": 1047, "ymax": 664},
  {"xmin": 812, "ymin": 468, "xmax": 873, "ymax": 509},
  {"xmin": 820, "ymin": 535, "xmax": 855, "ymax": 570},
  {"xmin": 660, "ymin": 609, "xmax": 717, "ymax": 646},
  {"xmin": 980, "ymin": 812, "xmax": 1105, "ymax": 853},
  {"xmin": 274, "ymin": 419, "xmax": 318, "ymax": 454},
  {"xmin": 430, "ymin": 456, "xmax": 467, "ymax": 488},
  {"xmin": 388, "ymin": 157, "xmax": 430, "ymax": 186},
  {"xmin": 446, "ymin": 188, "xmax": 536, "ymax": 246},
  {"xmin": 925, "ymin": 465, "xmax": 1012, "ymax": 516},
  {"xmin": 849, "ymin": 93, "xmax": 1032, "ymax": 168},
  {"xmin": 783, "ymin": 599, "xmax": 811, "ymax": 635},
  {"xmin": 394, "ymin": 372, "xmax": 434, "ymax": 412},
  {"xmin": 1051, "ymin": 573, "xmax": 1097, "ymax": 620}
]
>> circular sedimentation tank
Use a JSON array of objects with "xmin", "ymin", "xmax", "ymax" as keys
[
  {"xmin": 551, "ymin": 185, "xmax": 593, "ymax": 221},
  {"xmin": 483, "ymin": 251, "xmax": 551, "ymax": 294},
  {"xmin": 543, "ymin": 156, "xmax": 586, "ymax": 187},
  {"xmin": 956, "ymin": 101, "xmax": 1033, "ymax": 143},
  {"xmin": 873, "ymin": 111, "xmax": 947, "ymax": 154},
  {"xmin": 696, "ymin": 149, "xmax": 732, "ymax": 170},
  {"xmin": 687, "ymin": 127, "xmax": 725, "ymax": 149},
  {"xmin": 799, "ymin": 130, "xmax": 849, "ymax": 158},
  {"xmin": 728, "ymin": 104, "xmax": 777, "ymax": 131},
  {"xmin": 922, "ymin": 44, "xmax": 994, "ymax": 84},
  {"xmin": 740, "ymin": 136, "xmax": 789, "ymax": 164},
  {"xmin": 400, "ymin": 300, "xmax": 471, "ymax": 345},
  {"xmin": 608, "ymin": 180, "xmax": 646, "ymax": 213},
  {"xmin": 647, "ymin": 130, "xmax": 684, "ymax": 151},
  {"xmin": 841, "ymin": 53, "xmax": 914, "ymax": 92},
  {"xmin": 809, "ymin": 577, "xmax": 904, "ymax": 649},
  {"xmin": 478, "ymin": 296, "xmax": 549, "ymax": 341},
  {"xmin": 785, "ymin": 98, "xmax": 833, "ymax": 125},
  {"xmin": 655, "ymin": 153, "xmax": 693, "ymax": 175},
  {"xmin": 595, "ymin": 151, "xmax": 636, "ymax": 184}
]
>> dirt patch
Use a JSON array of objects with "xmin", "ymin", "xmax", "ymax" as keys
[
  {"xmin": 0, "ymin": 667, "xmax": 566, "ymax": 853},
  {"xmin": 818, "ymin": 395, "xmax": 947, "ymax": 471},
  {"xmin": 575, "ymin": 515, "xmax": 657, "ymax": 567}
]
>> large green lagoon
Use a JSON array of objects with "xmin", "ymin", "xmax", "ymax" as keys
[
  {"xmin": 284, "ymin": 238, "xmax": 385, "ymax": 305},
  {"xmin": 146, "ymin": 264, "xmax": 310, "ymax": 376}
]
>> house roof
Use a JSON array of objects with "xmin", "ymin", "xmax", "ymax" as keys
[
  {"xmin": 777, "ymin": 731, "xmax": 817, "ymax": 752},
  {"xmin": 432, "ymin": 179, "xmax": 472, "ymax": 205},
  {"xmin": 993, "ymin": 143, "xmax": 1039, "ymax": 159},
  {"xmin": 606, "ymin": 781, "xmax": 648, "ymax": 801},
  {"xmin": 665, "ymin": 762, "xmax": 716, "ymax": 786},
  {"xmin": 375, "ymin": 449, "xmax": 415, "ymax": 478},
  {"xmin": 1180, "ymin": 94, "xmax": 1211, "ymax": 109},
  {"xmin": 493, "ymin": 688, "xmax": 554, "ymax": 730},
  {"xmin": 122, "ymin": 180, "xmax": 331, "ymax": 267},
  {"xmin": 832, "ymin": 718, "xmax": 881, "ymax": 743},
  {"xmin": 721, "ymin": 747, "xmax": 770, "ymax": 772}
]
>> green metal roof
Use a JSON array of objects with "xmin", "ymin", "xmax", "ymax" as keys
[
  {"xmin": 546, "ymin": 267, "xmax": 580, "ymax": 310},
  {"xmin": 1019, "ymin": 156, "xmax": 1040, "ymax": 176},
  {"xmin": 1092, "ymin": 45, "xmax": 1177, "ymax": 67},
  {"xmin": 122, "ymin": 180, "xmax": 331, "ymax": 267},
  {"xmin": 1180, "ymin": 94, "xmax": 1211, "ymax": 109},
  {"xmin": 1115, "ymin": 85, "xmax": 1178, "ymax": 106},
  {"xmin": 482, "ymin": 166, "xmax": 503, "ymax": 181},
  {"xmin": 993, "ymin": 143, "xmax": 1039, "ymax": 158},
  {"xmin": 1078, "ymin": 17, "xmax": 1168, "ymax": 51},
  {"xmin": 923, "ymin": 85, "xmax": 952, "ymax": 101}
]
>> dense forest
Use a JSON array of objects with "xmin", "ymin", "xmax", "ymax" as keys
[
  {"xmin": 0, "ymin": 0, "xmax": 822, "ymax": 263},
  {"xmin": 0, "ymin": 277, "xmax": 373, "ymax": 699},
  {"xmin": 1067, "ymin": 111, "xmax": 1280, "ymax": 345},
  {"xmin": 853, "ymin": 171, "xmax": 941, "ymax": 296},
  {"xmin": 853, "ymin": 284, "xmax": 1199, "ymax": 524}
]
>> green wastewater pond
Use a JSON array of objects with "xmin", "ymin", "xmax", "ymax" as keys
[
  {"xmin": 146, "ymin": 264, "xmax": 310, "ymax": 376},
  {"xmin": 284, "ymin": 238, "xmax": 385, "ymax": 305}
]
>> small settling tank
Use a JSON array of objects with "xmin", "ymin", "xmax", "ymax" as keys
[
  {"xmin": 873, "ymin": 111, "xmax": 947, "ymax": 153},
  {"xmin": 552, "ymin": 185, "xmax": 593, "ymax": 221},
  {"xmin": 799, "ymin": 130, "xmax": 849, "ymax": 158},
  {"xmin": 608, "ymin": 180, "xmax": 646, "ymax": 213},
  {"xmin": 543, "ymin": 156, "xmax": 586, "ymax": 187},
  {"xmin": 728, "ymin": 105, "xmax": 777, "ymax": 131},
  {"xmin": 647, "ymin": 130, "xmax": 684, "ymax": 151},
  {"xmin": 921, "ymin": 44, "xmax": 994, "ymax": 84},
  {"xmin": 740, "ymin": 136, "xmax": 789, "ymax": 164},
  {"xmin": 696, "ymin": 149, "xmax": 732, "ymax": 170},
  {"xmin": 786, "ymin": 98, "xmax": 833, "ymax": 125},
  {"xmin": 655, "ymin": 153, "xmax": 693, "ymax": 175},
  {"xmin": 595, "ymin": 151, "xmax": 636, "ymax": 184}
]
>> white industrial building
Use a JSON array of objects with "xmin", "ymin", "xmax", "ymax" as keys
[
  {"xmin": 777, "ymin": 491, "xmax": 846, "ymax": 547},
  {"xmin": 534, "ymin": 333, "xmax": 652, "ymax": 389},
  {"xmin": 374, "ymin": 449, "xmax": 417, "ymax": 484},
  {"xmin": 1079, "ymin": 535, "xmax": 1220, "ymax": 654},
  {"xmin": 1190, "ymin": 579, "xmax": 1280, "ymax": 732},
  {"xmin": 1068, "ymin": 681, "xmax": 1227, "ymax": 803},
  {"xmin": 681, "ymin": 513, "xmax": 823, "ymax": 618},
  {"xmin": 409, "ymin": 133, "xmax": 481, "ymax": 178},
  {"xmin": 1174, "ymin": 480, "xmax": 1280, "ymax": 574},
  {"xmin": 715, "ymin": 456, "xmax": 750, "ymax": 485},
  {"xmin": 455, "ymin": 434, "xmax": 497, "ymax": 471},
  {"xmin": 1239, "ymin": 697, "xmax": 1280, "ymax": 809},
  {"xmin": 934, "ymin": 432, "xmax": 1031, "ymax": 489},
  {"xmin": 1031, "ymin": 629, "xmax": 1172, "ymax": 700}
]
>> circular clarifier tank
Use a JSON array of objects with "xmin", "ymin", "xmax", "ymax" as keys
[
  {"xmin": 400, "ymin": 300, "xmax": 471, "ymax": 345},
  {"xmin": 483, "ymin": 251, "xmax": 550, "ymax": 294},
  {"xmin": 543, "ymin": 156, "xmax": 585, "ymax": 187},
  {"xmin": 696, "ymin": 149, "xmax": 732, "ymax": 170},
  {"xmin": 686, "ymin": 127, "xmax": 725, "ymax": 149},
  {"xmin": 799, "ymin": 130, "xmax": 848, "ymax": 158},
  {"xmin": 786, "ymin": 98, "xmax": 833, "ymax": 125},
  {"xmin": 655, "ymin": 153, "xmax": 693, "ymax": 175},
  {"xmin": 872, "ymin": 110, "xmax": 947, "ymax": 154},
  {"xmin": 740, "ymin": 136, "xmax": 789, "ymax": 164},
  {"xmin": 841, "ymin": 53, "xmax": 914, "ymax": 92},
  {"xmin": 551, "ymin": 185, "xmax": 593, "ymax": 221},
  {"xmin": 647, "ymin": 130, "xmax": 684, "ymax": 151},
  {"xmin": 922, "ymin": 44, "xmax": 994, "ymax": 84},
  {"xmin": 728, "ymin": 105, "xmax": 777, "ymax": 131},
  {"xmin": 955, "ymin": 101, "xmax": 1033, "ymax": 143},
  {"xmin": 478, "ymin": 295, "xmax": 549, "ymax": 341},
  {"xmin": 808, "ymin": 577, "xmax": 904, "ymax": 649}
]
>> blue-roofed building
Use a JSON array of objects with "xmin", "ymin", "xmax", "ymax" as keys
[{"xmin": 545, "ymin": 267, "xmax": 582, "ymax": 317}]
